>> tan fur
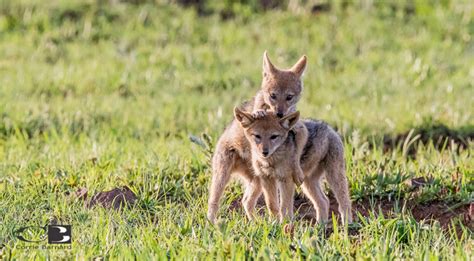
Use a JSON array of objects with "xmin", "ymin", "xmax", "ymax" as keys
[
  {"xmin": 208, "ymin": 108, "xmax": 352, "ymax": 224},
  {"xmin": 297, "ymin": 119, "xmax": 352, "ymax": 224},
  {"xmin": 253, "ymin": 52, "xmax": 308, "ymax": 186},
  {"xmin": 207, "ymin": 111, "xmax": 255, "ymax": 223},
  {"xmin": 236, "ymin": 108, "xmax": 301, "ymax": 222}
]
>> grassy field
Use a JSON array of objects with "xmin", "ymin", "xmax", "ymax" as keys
[{"xmin": 0, "ymin": 0, "xmax": 473, "ymax": 259}]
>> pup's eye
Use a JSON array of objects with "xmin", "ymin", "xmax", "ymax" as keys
[
  {"xmin": 253, "ymin": 134, "xmax": 261, "ymax": 140},
  {"xmin": 286, "ymin": 95, "xmax": 293, "ymax": 101},
  {"xmin": 270, "ymin": 135, "xmax": 279, "ymax": 140},
  {"xmin": 270, "ymin": 93, "xmax": 277, "ymax": 100}
]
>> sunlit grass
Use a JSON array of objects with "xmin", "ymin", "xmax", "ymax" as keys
[{"xmin": 0, "ymin": 1, "xmax": 472, "ymax": 259}]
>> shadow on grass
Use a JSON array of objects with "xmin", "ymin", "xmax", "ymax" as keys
[{"xmin": 380, "ymin": 122, "xmax": 473, "ymax": 156}]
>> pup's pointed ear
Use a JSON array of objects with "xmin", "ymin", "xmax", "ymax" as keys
[
  {"xmin": 234, "ymin": 107, "xmax": 254, "ymax": 128},
  {"xmin": 263, "ymin": 51, "xmax": 277, "ymax": 78},
  {"xmin": 280, "ymin": 111, "xmax": 300, "ymax": 130},
  {"xmin": 290, "ymin": 55, "xmax": 307, "ymax": 78}
]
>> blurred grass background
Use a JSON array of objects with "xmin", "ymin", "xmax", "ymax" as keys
[{"xmin": 1, "ymin": 0, "xmax": 472, "ymax": 139}]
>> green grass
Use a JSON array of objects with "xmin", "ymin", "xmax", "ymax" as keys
[{"xmin": 0, "ymin": 1, "xmax": 473, "ymax": 259}]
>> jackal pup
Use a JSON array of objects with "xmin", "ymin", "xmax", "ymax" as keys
[
  {"xmin": 253, "ymin": 52, "xmax": 308, "ymax": 186},
  {"xmin": 235, "ymin": 107, "xmax": 302, "ymax": 222},
  {"xmin": 208, "ymin": 107, "xmax": 352, "ymax": 224}
]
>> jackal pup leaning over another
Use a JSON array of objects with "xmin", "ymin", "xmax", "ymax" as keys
[
  {"xmin": 208, "ymin": 106, "xmax": 352, "ymax": 224},
  {"xmin": 253, "ymin": 52, "xmax": 308, "ymax": 186}
]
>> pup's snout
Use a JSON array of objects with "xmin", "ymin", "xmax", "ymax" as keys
[
  {"xmin": 276, "ymin": 112, "xmax": 284, "ymax": 118},
  {"xmin": 262, "ymin": 149, "xmax": 269, "ymax": 157}
]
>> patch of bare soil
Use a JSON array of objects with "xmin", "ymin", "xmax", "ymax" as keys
[
  {"xmin": 229, "ymin": 193, "xmax": 473, "ymax": 231},
  {"xmin": 76, "ymin": 186, "xmax": 137, "ymax": 210}
]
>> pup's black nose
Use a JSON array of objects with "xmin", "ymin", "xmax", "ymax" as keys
[
  {"xmin": 262, "ymin": 150, "xmax": 269, "ymax": 156},
  {"xmin": 276, "ymin": 112, "xmax": 284, "ymax": 118}
]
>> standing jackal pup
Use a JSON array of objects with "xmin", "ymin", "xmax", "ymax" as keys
[
  {"xmin": 253, "ymin": 52, "xmax": 308, "ymax": 186},
  {"xmin": 234, "ymin": 108, "xmax": 302, "ymax": 222},
  {"xmin": 234, "ymin": 109, "xmax": 353, "ymax": 225}
]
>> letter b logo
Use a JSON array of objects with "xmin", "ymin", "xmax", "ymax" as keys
[{"xmin": 47, "ymin": 225, "xmax": 72, "ymax": 244}]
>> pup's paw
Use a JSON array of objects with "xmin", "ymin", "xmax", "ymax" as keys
[
  {"xmin": 283, "ymin": 223, "xmax": 295, "ymax": 238},
  {"xmin": 292, "ymin": 172, "xmax": 304, "ymax": 187},
  {"xmin": 252, "ymin": 110, "xmax": 267, "ymax": 119},
  {"xmin": 207, "ymin": 212, "xmax": 217, "ymax": 225}
]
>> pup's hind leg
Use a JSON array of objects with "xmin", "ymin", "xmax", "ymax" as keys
[
  {"xmin": 242, "ymin": 177, "xmax": 262, "ymax": 220},
  {"xmin": 324, "ymin": 153, "xmax": 352, "ymax": 224},
  {"xmin": 301, "ymin": 166, "xmax": 329, "ymax": 223},
  {"xmin": 207, "ymin": 148, "xmax": 235, "ymax": 223}
]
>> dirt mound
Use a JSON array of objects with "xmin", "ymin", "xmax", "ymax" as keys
[
  {"xmin": 75, "ymin": 186, "xmax": 137, "ymax": 210},
  {"xmin": 229, "ymin": 193, "xmax": 473, "ymax": 230}
]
